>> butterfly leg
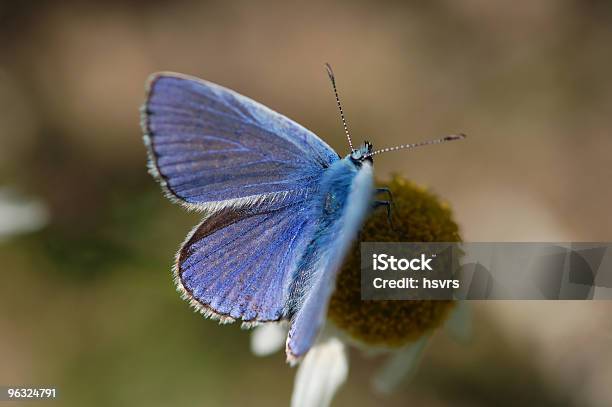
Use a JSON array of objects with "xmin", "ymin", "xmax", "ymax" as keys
[
  {"xmin": 373, "ymin": 200, "xmax": 394, "ymax": 230},
  {"xmin": 375, "ymin": 188, "xmax": 396, "ymax": 228},
  {"xmin": 375, "ymin": 187, "xmax": 394, "ymax": 204}
]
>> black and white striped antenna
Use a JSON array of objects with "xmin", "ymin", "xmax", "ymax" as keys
[
  {"xmin": 364, "ymin": 134, "xmax": 466, "ymax": 158},
  {"xmin": 325, "ymin": 63, "xmax": 355, "ymax": 153}
]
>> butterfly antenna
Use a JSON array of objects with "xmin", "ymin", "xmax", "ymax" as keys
[
  {"xmin": 325, "ymin": 63, "xmax": 355, "ymax": 152},
  {"xmin": 365, "ymin": 134, "xmax": 466, "ymax": 158}
]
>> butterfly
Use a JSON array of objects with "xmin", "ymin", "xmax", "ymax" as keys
[{"xmin": 141, "ymin": 64, "xmax": 465, "ymax": 363}]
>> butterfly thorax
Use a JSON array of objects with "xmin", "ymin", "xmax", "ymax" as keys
[{"xmin": 319, "ymin": 159, "xmax": 359, "ymax": 218}]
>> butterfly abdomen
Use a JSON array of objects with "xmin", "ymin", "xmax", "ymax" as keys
[{"xmin": 285, "ymin": 158, "xmax": 374, "ymax": 360}]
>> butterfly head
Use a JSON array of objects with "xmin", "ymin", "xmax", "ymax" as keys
[{"xmin": 349, "ymin": 141, "xmax": 374, "ymax": 166}]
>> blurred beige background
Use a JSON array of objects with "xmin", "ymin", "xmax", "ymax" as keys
[{"xmin": 0, "ymin": 1, "xmax": 611, "ymax": 406}]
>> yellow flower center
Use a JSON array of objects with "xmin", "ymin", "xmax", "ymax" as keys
[{"xmin": 327, "ymin": 176, "xmax": 460, "ymax": 348}]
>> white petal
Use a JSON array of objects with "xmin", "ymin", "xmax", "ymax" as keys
[
  {"xmin": 372, "ymin": 335, "xmax": 429, "ymax": 395},
  {"xmin": 291, "ymin": 337, "xmax": 348, "ymax": 407},
  {"xmin": 250, "ymin": 323, "xmax": 287, "ymax": 356},
  {"xmin": 445, "ymin": 302, "xmax": 472, "ymax": 343},
  {"xmin": 0, "ymin": 188, "xmax": 48, "ymax": 240}
]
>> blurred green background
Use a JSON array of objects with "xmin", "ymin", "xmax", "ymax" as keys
[{"xmin": 1, "ymin": 1, "xmax": 611, "ymax": 406}]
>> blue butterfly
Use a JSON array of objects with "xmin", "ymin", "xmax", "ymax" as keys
[{"xmin": 141, "ymin": 65, "xmax": 465, "ymax": 363}]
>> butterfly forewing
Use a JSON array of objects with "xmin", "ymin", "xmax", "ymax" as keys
[{"xmin": 142, "ymin": 73, "xmax": 339, "ymax": 211}]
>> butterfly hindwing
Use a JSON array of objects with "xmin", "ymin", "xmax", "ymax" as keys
[
  {"xmin": 177, "ymin": 199, "xmax": 318, "ymax": 323},
  {"xmin": 142, "ymin": 72, "xmax": 339, "ymax": 211}
]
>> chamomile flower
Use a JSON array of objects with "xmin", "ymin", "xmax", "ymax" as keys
[
  {"xmin": 0, "ymin": 187, "xmax": 48, "ymax": 241},
  {"xmin": 251, "ymin": 175, "xmax": 467, "ymax": 407}
]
